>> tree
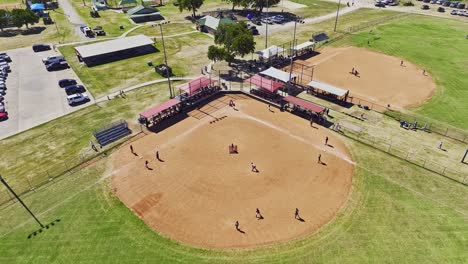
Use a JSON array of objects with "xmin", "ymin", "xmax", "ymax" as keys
[
  {"xmin": 251, "ymin": 0, "xmax": 280, "ymax": 13},
  {"xmin": 11, "ymin": 9, "xmax": 39, "ymax": 29},
  {"xmin": 0, "ymin": 10, "xmax": 10, "ymax": 32},
  {"xmin": 215, "ymin": 23, "xmax": 255, "ymax": 56},
  {"xmin": 222, "ymin": 0, "xmax": 251, "ymax": 11},
  {"xmin": 207, "ymin": 45, "xmax": 225, "ymax": 63},
  {"xmin": 178, "ymin": 0, "xmax": 204, "ymax": 18}
]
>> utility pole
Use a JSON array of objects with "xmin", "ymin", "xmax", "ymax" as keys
[
  {"xmin": 333, "ymin": 0, "xmax": 342, "ymax": 32},
  {"xmin": 158, "ymin": 21, "xmax": 174, "ymax": 98},
  {"xmin": 265, "ymin": 0, "xmax": 269, "ymax": 49},
  {"xmin": 0, "ymin": 175, "xmax": 44, "ymax": 228}
]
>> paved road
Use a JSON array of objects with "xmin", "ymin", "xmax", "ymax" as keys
[
  {"xmin": 57, "ymin": 0, "xmax": 87, "ymax": 40},
  {"xmin": 0, "ymin": 47, "xmax": 93, "ymax": 140}
]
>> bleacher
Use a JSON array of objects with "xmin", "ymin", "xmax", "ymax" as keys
[{"xmin": 94, "ymin": 120, "xmax": 132, "ymax": 146}]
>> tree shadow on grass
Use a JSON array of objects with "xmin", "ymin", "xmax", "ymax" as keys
[{"xmin": 0, "ymin": 27, "xmax": 47, "ymax": 37}]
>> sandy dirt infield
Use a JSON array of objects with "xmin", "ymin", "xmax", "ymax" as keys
[
  {"xmin": 111, "ymin": 94, "xmax": 354, "ymax": 249},
  {"xmin": 289, "ymin": 47, "xmax": 436, "ymax": 109}
]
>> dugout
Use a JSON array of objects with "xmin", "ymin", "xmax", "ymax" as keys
[
  {"xmin": 178, "ymin": 76, "xmax": 220, "ymax": 105},
  {"xmin": 282, "ymin": 96, "xmax": 326, "ymax": 123},
  {"xmin": 291, "ymin": 41, "xmax": 315, "ymax": 57},
  {"xmin": 74, "ymin": 35, "xmax": 156, "ymax": 66},
  {"xmin": 307, "ymin": 80, "xmax": 349, "ymax": 102},
  {"xmin": 139, "ymin": 98, "xmax": 182, "ymax": 127},
  {"xmin": 260, "ymin": 67, "xmax": 297, "ymax": 84},
  {"xmin": 256, "ymin": 45, "xmax": 285, "ymax": 63},
  {"xmin": 244, "ymin": 74, "xmax": 284, "ymax": 103}
]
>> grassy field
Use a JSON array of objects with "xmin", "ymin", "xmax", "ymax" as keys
[
  {"xmin": 0, "ymin": 124, "xmax": 466, "ymax": 263},
  {"xmin": 0, "ymin": 7, "xmax": 78, "ymax": 50},
  {"xmin": 0, "ymin": 81, "xmax": 176, "ymax": 193},
  {"xmin": 0, "ymin": 0, "xmax": 20, "ymax": 5},
  {"xmin": 255, "ymin": 8, "xmax": 400, "ymax": 50},
  {"xmin": 59, "ymin": 32, "xmax": 212, "ymax": 97},
  {"xmin": 127, "ymin": 22, "xmax": 196, "ymax": 37},
  {"xmin": 334, "ymin": 15, "xmax": 468, "ymax": 130},
  {"xmin": 70, "ymin": 0, "xmax": 135, "ymax": 37}
]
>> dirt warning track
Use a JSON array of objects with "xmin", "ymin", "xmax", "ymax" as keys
[{"xmin": 112, "ymin": 95, "xmax": 354, "ymax": 249}]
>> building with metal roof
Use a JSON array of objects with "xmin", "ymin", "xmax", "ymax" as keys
[
  {"xmin": 74, "ymin": 35, "xmax": 156, "ymax": 66},
  {"xmin": 127, "ymin": 5, "xmax": 163, "ymax": 23},
  {"xmin": 197, "ymin": 15, "xmax": 235, "ymax": 34}
]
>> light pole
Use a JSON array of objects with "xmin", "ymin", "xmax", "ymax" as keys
[
  {"xmin": 157, "ymin": 21, "xmax": 174, "ymax": 99},
  {"xmin": 264, "ymin": 0, "xmax": 269, "ymax": 49},
  {"xmin": 287, "ymin": 17, "xmax": 303, "ymax": 95},
  {"xmin": 0, "ymin": 175, "xmax": 44, "ymax": 228},
  {"xmin": 333, "ymin": 0, "xmax": 342, "ymax": 32}
]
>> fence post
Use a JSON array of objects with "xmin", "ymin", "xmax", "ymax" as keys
[
  {"xmin": 442, "ymin": 167, "xmax": 446, "ymax": 175},
  {"xmin": 423, "ymin": 159, "xmax": 426, "ymax": 167},
  {"xmin": 388, "ymin": 144, "xmax": 391, "ymax": 153},
  {"xmin": 445, "ymin": 128, "xmax": 448, "ymax": 136}
]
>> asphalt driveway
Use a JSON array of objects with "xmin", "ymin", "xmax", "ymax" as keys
[{"xmin": 0, "ymin": 46, "xmax": 94, "ymax": 140}]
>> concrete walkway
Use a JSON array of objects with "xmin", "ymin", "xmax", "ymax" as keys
[{"xmin": 57, "ymin": 0, "xmax": 87, "ymax": 40}]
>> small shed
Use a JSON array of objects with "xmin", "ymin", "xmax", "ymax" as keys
[
  {"xmin": 197, "ymin": 15, "xmax": 235, "ymax": 34},
  {"xmin": 127, "ymin": 5, "xmax": 163, "ymax": 23}
]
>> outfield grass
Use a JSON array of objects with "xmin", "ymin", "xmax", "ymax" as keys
[
  {"xmin": 59, "ymin": 32, "xmax": 212, "ymax": 97},
  {"xmin": 0, "ymin": 128, "xmax": 466, "ymax": 263},
  {"xmin": 334, "ymin": 15, "xmax": 468, "ymax": 129},
  {"xmin": 0, "ymin": 7, "xmax": 78, "ymax": 50},
  {"xmin": 127, "ymin": 22, "xmax": 196, "ymax": 37}
]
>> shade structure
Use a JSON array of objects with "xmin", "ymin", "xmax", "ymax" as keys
[
  {"xmin": 256, "ymin": 45, "xmax": 285, "ymax": 59},
  {"xmin": 307, "ymin": 80, "xmax": 348, "ymax": 97},
  {"xmin": 283, "ymin": 96, "xmax": 325, "ymax": 114},
  {"xmin": 30, "ymin": 3, "xmax": 45, "ymax": 10},
  {"xmin": 260, "ymin": 67, "xmax": 297, "ymax": 83},
  {"xmin": 292, "ymin": 41, "xmax": 315, "ymax": 51},
  {"xmin": 140, "ymin": 98, "xmax": 181, "ymax": 119},
  {"xmin": 178, "ymin": 76, "xmax": 217, "ymax": 95},
  {"xmin": 244, "ymin": 74, "xmax": 285, "ymax": 93}
]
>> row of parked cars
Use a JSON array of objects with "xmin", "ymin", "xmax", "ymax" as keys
[
  {"xmin": 375, "ymin": 0, "xmax": 399, "ymax": 7},
  {"xmin": 79, "ymin": 25, "xmax": 106, "ymax": 38},
  {"xmin": 58, "ymin": 79, "xmax": 90, "ymax": 106},
  {"xmin": 0, "ymin": 52, "xmax": 12, "ymax": 121},
  {"xmin": 418, "ymin": 0, "xmax": 467, "ymax": 9}
]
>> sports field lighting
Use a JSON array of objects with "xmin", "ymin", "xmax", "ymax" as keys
[
  {"xmin": 287, "ymin": 17, "xmax": 304, "ymax": 95},
  {"xmin": 333, "ymin": 0, "xmax": 342, "ymax": 32},
  {"xmin": 0, "ymin": 175, "xmax": 44, "ymax": 228},
  {"xmin": 156, "ymin": 21, "xmax": 174, "ymax": 99},
  {"xmin": 265, "ymin": 0, "xmax": 269, "ymax": 49}
]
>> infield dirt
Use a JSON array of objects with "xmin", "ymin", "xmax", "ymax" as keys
[{"xmin": 111, "ymin": 94, "xmax": 354, "ymax": 249}]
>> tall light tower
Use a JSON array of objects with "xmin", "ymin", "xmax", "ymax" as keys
[
  {"xmin": 157, "ymin": 21, "xmax": 174, "ymax": 98},
  {"xmin": 333, "ymin": 0, "xmax": 342, "ymax": 32},
  {"xmin": 265, "ymin": 0, "xmax": 269, "ymax": 49},
  {"xmin": 287, "ymin": 17, "xmax": 304, "ymax": 95}
]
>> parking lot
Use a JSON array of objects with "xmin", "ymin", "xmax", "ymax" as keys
[{"xmin": 0, "ymin": 46, "xmax": 94, "ymax": 139}]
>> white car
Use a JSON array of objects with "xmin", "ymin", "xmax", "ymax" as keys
[
  {"xmin": 67, "ymin": 93, "xmax": 89, "ymax": 106},
  {"xmin": 42, "ymin": 55, "xmax": 63, "ymax": 63}
]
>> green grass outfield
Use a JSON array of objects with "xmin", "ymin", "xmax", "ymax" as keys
[
  {"xmin": 334, "ymin": 15, "xmax": 468, "ymax": 130},
  {"xmin": 0, "ymin": 130, "xmax": 466, "ymax": 263}
]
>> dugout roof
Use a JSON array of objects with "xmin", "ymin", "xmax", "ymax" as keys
[
  {"xmin": 260, "ymin": 67, "xmax": 297, "ymax": 83},
  {"xmin": 140, "ymin": 98, "xmax": 181, "ymax": 119},
  {"xmin": 244, "ymin": 74, "xmax": 284, "ymax": 93},
  {"xmin": 178, "ymin": 76, "xmax": 217, "ymax": 95},
  {"xmin": 292, "ymin": 41, "xmax": 315, "ymax": 51},
  {"xmin": 256, "ymin": 45, "xmax": 285, "ymax": 59},
  {"xmin": 307, "ymin": 80, "xmax": 348, "ymax": 97},
  {"xmin": 283, "ymin": 96, "xmax": 326, "ymax": 114}
]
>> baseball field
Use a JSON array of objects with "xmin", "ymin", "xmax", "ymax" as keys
[{"xmin": 0, "ymin": 10, "xmax": 467, "ymax": 264}]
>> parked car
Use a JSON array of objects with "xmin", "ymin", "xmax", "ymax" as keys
[
  {"xmin": 423, "ymin": 0, "xmax": 430, "ymax": 3},
  {"xmin": 375, "ymin": 2, "xmax": 386, "ymax": 7},
  {"xmin": 44, "ymin": 57, "xmax": 65, "ymax": 66},
  {"xmin": 46, "ymin": 61, "xmax": 69, "ymax": 71},
  {"xmin": 58, "ymin": 79, "xmax": 77, "ymax": 88},
  {"xmin": 0, "ymin": 111, "xmax": 8, "ymax": 121},
  {"xmin": 449, "ymin": 1, "xmax": 458, "ymax": 7},
  {"xmin": 67, "ymin": 93, "xmax": 89, "ymax": 106},
  {"xmin": 261, "ymin": 17, "xmax": 273, "ymax": 24},
  {"xmin": 458, "ymin": 3, "xmax": 466, "ymax": 9},
  {"xmin": 0, "ymin": 89, "xmax": 5, "ymax": 96},
  {"xmin": 437, "ymin": 6, "xmax": 445, "ymax": 11},
  {"xmin": 0, "ymin": 62, "xmax": 10, "ymax": 72},
  {"xmin": 0, "ymin": 53, "xmax": 11, "ymax": 62},
  {"xmin": 442, "ymin": 1, "xmax": 450, "ymax": 6},
  {"xmin": 436, "ymin": 0, "xmax": 443, "ymax": 4},
  {"xmin": 64, "ymin": 84, "xmax": 86, "ymax": 95},
  {"xmin": 421, "ymin": 4, "xmax": 430, "ymax": 9},
  {"xmin": 32, "ymin": 44, "xmax": 51, "ymax": 52},
  {"xmin": 430, "ymin": 0, "xmax": 437, "ymax": 3},
  {"xmin": 42, "ymin": 55, "xmax": 64, "ymax": 63},
  {"xmin": 450, "ymin": 9, "xmax": 458, "ymax": 14},
  {"xmin": 271, "ymin": 15, "xmax": 285, "ymax": 23}
]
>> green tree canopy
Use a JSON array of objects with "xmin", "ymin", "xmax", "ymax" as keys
[
  {"xmin": 0, "ymin": 10, "xmax": 10, "ymax": 32},
  {"xmin": 251, "ymin": 0, "xmax": 281, "ymax": 12},
  {"xmin": 214, "ymin": 22, "xmax": 255, "ymax": 55},
  {"xmin": 178, "ymin": 0, "xmax": 204, "ymax": 18},
  {"xmin": 11, "ymin": 9, "xmax": 39, "ymax": 29},
  {"xmin": 222, "ymin": 0, "xmax": 251, "ymax": 10}
]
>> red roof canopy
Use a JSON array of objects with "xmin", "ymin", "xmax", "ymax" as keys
[
  {"xmin": 283, "ymin": 96, "xmax": 326, "ymax": 114},
  {"xmin": 140, "ymin": 98, "xmax": 181, "ymax": 119},
  {"xmin": 244, "ymin": 74, "xmax": 284, "ymax": 93},
  {"xmin": 178, "ymin": 76, "xmax": 217, "ymax": 95}
]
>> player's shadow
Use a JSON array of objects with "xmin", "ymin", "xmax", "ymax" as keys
[
  {"xmin": 256, "ymin": 215, "xmax": 264, "ymax": 220},
  {"xmin": 157, "ymin": 158, "xmax": 165, "ymax": 162},
  {"xmin": 132, "ymin": 152, "xmax": 138, "ymax": 156},
  {"xmin": 236, "ymin": 229, "xmax": 246, "ymax": 234},
  {"xmin": 319, "ymin": 161, "xmax": 327, "ymax": 166},
  {"xmin": 326, "ymin": 144, "xmax": 334, "ymax": 148},
  {"xmin": 147, "ymin": 167, "xmax": 153, "ymax": 171},
  {"xmin": 297, "ymin": 217, "xmax": 305, "ymax": 222}
]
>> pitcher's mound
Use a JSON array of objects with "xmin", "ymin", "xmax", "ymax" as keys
[{"xmin": 112, "ymin": 96, "xmax": 354, "ymax": 249}]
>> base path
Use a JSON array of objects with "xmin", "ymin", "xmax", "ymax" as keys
[
  {"xmin": 294, "ymin": 47, "xmax": 436, "ymax": 109},
  {"xmin": 111, "ymin": 94, "xmax": 354, "ymax": 249}
]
